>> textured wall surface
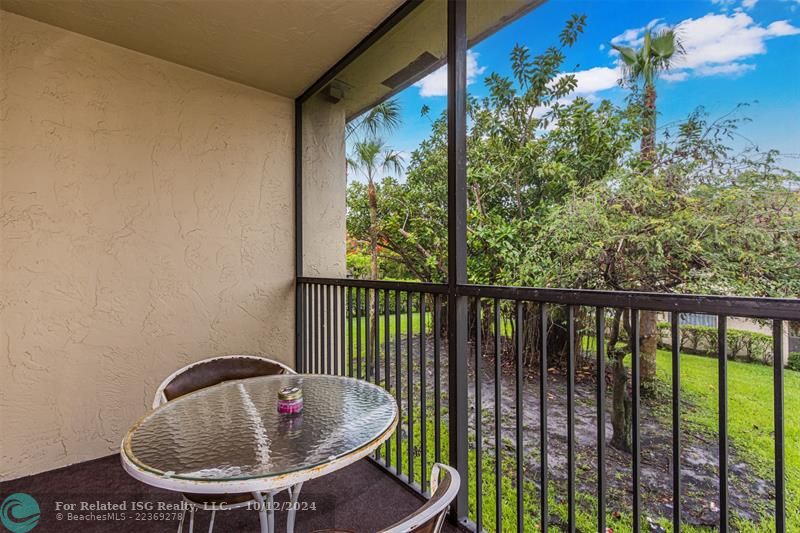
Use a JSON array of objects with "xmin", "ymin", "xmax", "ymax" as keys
[
  {"xmin": 0, "ymin": 12, "xmax": 295, "ymax": 480},
  {"xmin": 301, "ymin": 95, "xmax": 347, "ymax": 278}
]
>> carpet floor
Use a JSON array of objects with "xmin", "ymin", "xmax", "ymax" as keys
[{"xmin": 0, "ymin": 455, "xmax": 460, "ymax": 532}]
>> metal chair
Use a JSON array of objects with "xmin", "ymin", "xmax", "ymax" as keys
[
  {"xmin": 152, "ymin": 354, "xmax": 295, "ymax": 533},
  {"xmin": 311, "ymin": 463, "xmax": 460, "ymax": 533}
]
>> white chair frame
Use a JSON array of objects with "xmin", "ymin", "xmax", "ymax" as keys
[
  {"xmin": 151, "ymin": 354, "xmax": 296, "ymax": 533},
  {"xmin": 378, "ymin": 463, "xmax": 461, "ymax": 533}
]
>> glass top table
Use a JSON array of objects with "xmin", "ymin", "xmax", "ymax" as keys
[{"xmin": 120, "ymin": 374, "xmax": 398, "ymax": 532}]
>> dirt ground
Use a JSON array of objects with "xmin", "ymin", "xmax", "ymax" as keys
[{"xmin": 386, "ymin": 334, "xmax": 774, "ymax": 529}]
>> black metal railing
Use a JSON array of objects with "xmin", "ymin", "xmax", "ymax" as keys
[
  {"xmin": 297, "ymin": 276, "xmax": 798, "ymax": 533},
  {"xmin": 298, "ymin": 277, "xmax": 449, "ymax": 494}
]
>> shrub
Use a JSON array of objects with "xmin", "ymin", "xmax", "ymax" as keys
[
  {"xmin": 657, "ymin": 322, "xmax": 670, "ymax": 348},
  {"xmin": 656, "ymin": 322, "xmax": 714, "ymax": 352},
  {"xmin": 789, "ymin": 352, "xmax": 800, "ymax": 372},
  {"xmin": 654, "ymin": 323, "xmax": 774, "ymax": 364},
  {"xmin": 680, "ymin": 325, "xmax": 773, "ymax": 363},
  {"xmin": 727, "ymin": 328, "xmax": 772, "ymax": 364},
  {"xmin": 680, "ymin": 324, "xmax": 718, "ymax": 355}
]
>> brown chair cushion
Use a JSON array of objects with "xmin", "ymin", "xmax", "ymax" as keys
[
  {"xmin": 184, "ymin": 492, "xmax": 254, "ymax": 506},
  {"xmin": 164, "ymin": 356, "xmax": 289, "ymax": 402}
]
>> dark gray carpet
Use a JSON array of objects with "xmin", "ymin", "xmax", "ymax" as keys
[{"xmin": 0, "ymin": 455, "xmax": 460, "ymax": 532}]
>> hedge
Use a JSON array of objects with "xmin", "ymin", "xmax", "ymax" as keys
[
  {"xmin": 789, "ymin": 352, "xmax": 800, "ymax": 372},
  {"xmin": 657, "ymin": 323, "xmax": 773, "ymax": 365}
]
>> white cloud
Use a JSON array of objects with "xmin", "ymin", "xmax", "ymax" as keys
[
  {"xmin": 567, "ymin": 66, "xmax": 620, "ymax": 95},
  {"xmin": 526, "ymin": 67, "xmax": 621, "ymax": 128},
  {"xmin": 676, "ymin": 13, "xmax": 799, "ymax": 67},
  {"xmin": 610, "ymin": 18, "xmax": 665, "ymax": 49},
  {"xmin": 610, "ymin": 12, "xmax": 799, "ymax": 82},
  {"xmin": 779, "ymin": 0, "xmax": 800, "ymax": 12},
  {"xmin": 765, "ymin": 19, "xmax": 800, "ymax": 35},
  {"xmin": 661, "ymin": 71, "xmax": 689, "ymax": 82},
  {"xmin": 611, "ymin": 27, "xmax": 644, "ymax": 46},
  {"xmin": 415, "ymin": 50, "xmax": 486, "ymax": 97},
  {"xmin": 694, "ymin": 62, "xmax": 756, "ymax": 76},
  {"xmin": 711, "ymin": 0, "xmax": 758, "ymax": 8}
]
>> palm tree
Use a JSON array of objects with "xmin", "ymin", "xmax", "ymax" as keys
[
  {"xmin": 347, "ymin": 139, "xmax": 404, "ymax": 281},
  {"xmin": 612, "ymin": 28, "xmax": 684, "ymax": 386},
  {"xmin": 345, "ymin": 100, "xmax": 402, "ymax": 278},
  {"xmin": 612, "ymin": 28, "xmax": 684, "ymax": 163},
  {"xmin": 346, "ymin": 100, "xmax": 401, "ymax": 142},
  {"xmin": 347, "ymin": 140, "xmax": 403, "ymax": 381},
  {"xmin": 604, "ymin": 30, "xmax": 684, "ymax": 449}
]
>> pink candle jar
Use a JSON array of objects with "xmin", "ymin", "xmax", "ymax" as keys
[{"xmin": 277, "ymin": 386, "xmax": 303, "ymax": 414}]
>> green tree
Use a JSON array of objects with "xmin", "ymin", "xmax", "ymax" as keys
[
  {"xmin": 524, "ymin": 110, "xmax": 800, "ymax": 449},
  {"xmin": 611, "ymin": 28, "xmax": 684, "ymax": 382},
  {"xmin": 345, "ymin": 15, "xmax": 799, "ymax": 453},
  {"xmin": 348, "ymin": 171, "xmax": 448, "ymax": 282},
  {"xmin": 345, "ymin": 98, "xmax": 402, "ymax": 279},
  {"xmin": 347, "ymin": 136, "xmax": 404, "ymax": 381},
  {"xmin": 612, "ymin": 28, "xmax": 684, "ymax": 163},
  {"xmin": 346, "ymin": 100, "xmax": 401, "ymax": 142},
  {"xmin": 347, "ymin": 139, "xmax": 404, "ymax": 281}
]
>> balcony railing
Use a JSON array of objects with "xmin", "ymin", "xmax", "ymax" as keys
[{"xmin": 297, "ymin": 276, "xmax": 798, "ymax": 532}]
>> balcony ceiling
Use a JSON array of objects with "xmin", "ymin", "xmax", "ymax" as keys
[{"xmin": 0, "ymin": 0, "xmax": 406, "ymax": 98}]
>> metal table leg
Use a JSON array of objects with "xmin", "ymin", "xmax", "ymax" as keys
[
  {"xmin": 251, "ymin": 492, "xmax": 271, "ymax": 533},
  {"xmin": 286, "ymin": 482, "xmax": 304, "ymax": 533},
  {"xmin": 267, "ymin": 492, "xmax": 275, "ymax": 533}
]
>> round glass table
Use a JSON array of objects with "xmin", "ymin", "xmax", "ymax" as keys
[{"xmin": 120, "ymin": 374, "xmax": 398, "ymax": 533}]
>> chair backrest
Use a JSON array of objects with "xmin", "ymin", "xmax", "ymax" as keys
[
  {"xmin": 152, "ymin": 355, "xmax": 295, "ymax": 408},
  {"xmin": 378, "ymin": 463, "xmax": 460, "ymax": 533}
]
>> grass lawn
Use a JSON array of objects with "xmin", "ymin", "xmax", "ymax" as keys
[
  {"xmin": 306, "ymin": 311, "xmax": 422, "ymax": 373},
  {"xmin": 343, "ymin": 317, "xmax": 798, "ymax": 531},
  {"xmin": 350, "ymin": 311, "xmax": 424, "ymax": 345},
  {"xmin": 655, "ymin": 349, "xmax": 800, "ymax": 532}
]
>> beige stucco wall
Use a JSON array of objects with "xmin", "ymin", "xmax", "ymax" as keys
[
  {"xmin": 301, "ymin": 94, "xmax": 347, "ymax": 278},
  {"xmin": 0, "ymin": 12, "xmax": 295, "ymax": 480}
]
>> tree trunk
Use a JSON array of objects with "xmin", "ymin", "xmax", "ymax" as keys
[
  {"xmin": 607, "ymin": 309, "xmax": 632, "ymax": 452},
  {"xmin": 640, "ymin": 310, "xmax": 658, "ymax": 383},
  {"xmin": 610, "ymin": 355, "xmax": 632, "ymax": 452},
  {"xmin": 367, "ymin": 178, "xmax": 378, "ymax": 281},
  {"xmin": 517, "ymin": 308, "xmax": 583, "ymax": 370},
  {"xmin": 367, "ymin": 178, "xmax": 378, "ymax": 379},
  {"xmin": 641, "ymin": 83, "xmax": 657, "ymax": 163},
  {"xmin": 638, "ymin": 81, "xmax": 660, "ymax": 384}
]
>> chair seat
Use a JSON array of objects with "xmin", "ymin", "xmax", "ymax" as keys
[{"xmin": 183, "ymin": 492, "xmax": 254, "ymax": 506}]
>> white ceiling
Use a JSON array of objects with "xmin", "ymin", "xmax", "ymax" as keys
[{"xmin": 0, "ymin": 0, "xmax": 406, "ymax": 98}]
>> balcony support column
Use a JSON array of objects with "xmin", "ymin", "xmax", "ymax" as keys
[
  {"xmin": 447, "ymin": 0, "xmax": 469, "ymax": 523},
  {"xmin": 294, "ymin": 99, "xmax": 304, "ymax": 372}
]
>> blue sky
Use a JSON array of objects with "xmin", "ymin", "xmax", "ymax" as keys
[{"xmin": 352, "ymin": 0, "xmax": 800, "ymax": 180}]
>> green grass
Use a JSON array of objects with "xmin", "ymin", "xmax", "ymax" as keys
[
  {"xmin": 354, "ymin": 311, "xmax": 424, "ymax": 341},
  {"xmin": 309, "ymin": 311, "xmax": 422, "ymax": 373},
  {"xmin": 375, "ymin": 385, "xmax": 716, "ymax": 532},
  {"xmin": 340, "ymin": 319, "xmax": 799, "ymax": 531},
  {"xmin": 655, "ymin": 349, "xmax": 800, "ymax": 532}
]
